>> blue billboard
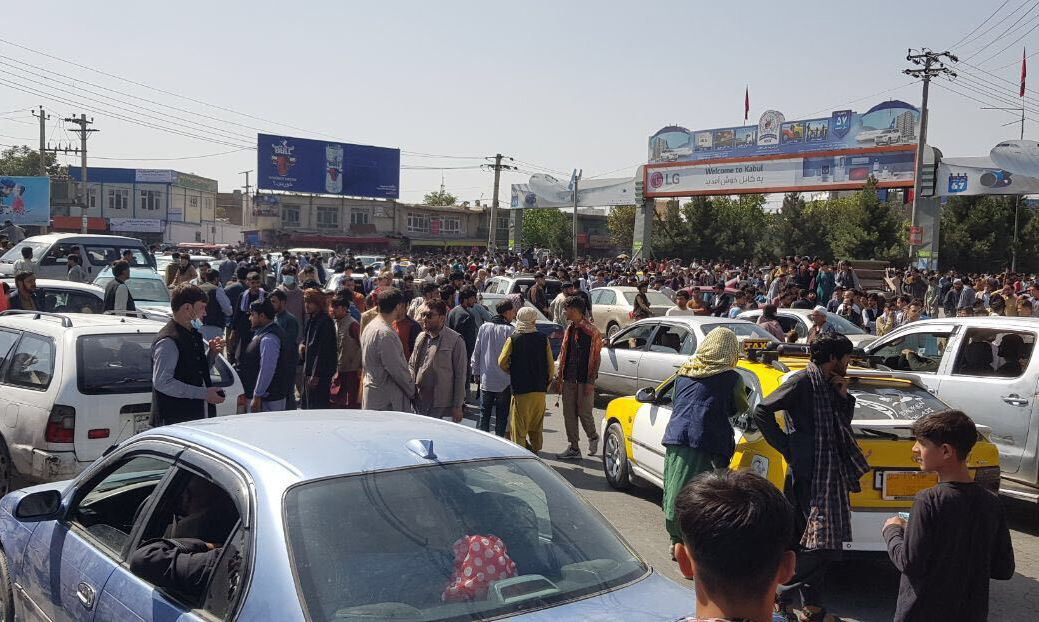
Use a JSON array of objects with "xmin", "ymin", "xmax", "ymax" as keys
[
  {"xmin": 0, "ymin": 176, "xmax": 50, "ymax": 225},
  {"xmin": 257, "ymin": 134, "xmax": 399, "ymax": 199}
]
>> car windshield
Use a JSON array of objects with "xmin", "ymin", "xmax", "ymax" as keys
[
  {"xmin": 824, "ymin": 312, "xmax": 866, "ymax": 335},
  {"xmin": 78, "ymin": 333, "xmax": 233, "ymax": 393},
  {"xmin": 622, "ymin": 291, "xmax": 673, "ymax": 307},
  {"xmin": 284, "ymin": 458, "xmax": 646, "ymax": 621},
  {"xmin": 849, "ymin": 379, "xmax": 947, "ymax": 421},
  {"xmin": 95, "ymin": 276, "xmax": 170, "ymax": 303},
  {"xmin": 704, "ymin": 322, "xmax": 779, "ymax": 341},
  {"xmin": 0, "ymin": 240, "xmax": 49, "ymax": 263}
]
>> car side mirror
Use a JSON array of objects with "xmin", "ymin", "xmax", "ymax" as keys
[
  {"xmin": 635, "ymin": 387, "xmax": 656, "ymax": 403},
  {"xmin": 15, "ymin": 489, "xmax": 62, "ymax": 521}
]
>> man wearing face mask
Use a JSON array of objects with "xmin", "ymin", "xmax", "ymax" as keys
[
  {"xmin": 277, "ymin": 266, "xmax": 305, "ymax": 331},
  {"xmin": 151, "ymin": 284, "xmax": 226, "ymax": 427}
]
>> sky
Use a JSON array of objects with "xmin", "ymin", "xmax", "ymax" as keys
[{"xmin": 0, "ymin": 0, "xmax": 1034, "ymax": 205}]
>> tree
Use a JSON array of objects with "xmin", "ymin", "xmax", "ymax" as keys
[
  {"xmin": 939, "ymin": 195, "xmax": 1017, "ymax": 273},
  {"xmin": 523, "ymin": 208, "xmax": 572, "ymax": 256},
  {"xmin": 423, "ymin": 189, "xmax": 457, "ymax": 206},
  {"xmin": 768, "ymin": 193, "xmax": 833, "ymax": 260},
  {"xmin": 828, "ymin": 178, "xmax": 907, "ymax": 263},
  {"xmin": 0, "ymin": 145, "xmax": 63, "ymax": 177},
  {"xmin": 607, "ymin": 205, "xmax": 636, "ymax": 249}
]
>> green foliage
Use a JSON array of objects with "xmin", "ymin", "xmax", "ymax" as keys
[
  {"xmin": 523, "ymin": 208, "xmax": 572, "ymax": 257},
  {"xmin": 938, "ymin": 195, "xmax": 1023, "ymax": 273},
  {"xmin": 423, "ymin": 189, "xmax": 457, "ymax": 206},
  {"xmin": 607, "ymin": 205, "xmax": 635, "ymax": 249},
  {"xmin": 768, "ymin": 193, "xmax": 834, "ymax": 261},
  {"xmin": 827, "ymin": 178, "xmax": 908, "ymax": 262},
  {"xmin": 0, "ymin": 145, "xmax": 63, "ymax": 176},
  {"xmin": 651, "ymin": 194, "xmax": 770, "ymax": 263}
]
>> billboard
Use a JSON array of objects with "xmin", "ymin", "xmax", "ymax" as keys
[
  {"xmin": 510, "ymin": 173, "xmax": 637, "ymax": 209},
  {"xmin": 0, "ymin": 176, "xmax": 50, "ymax": 225},
  {"xmin": 257, "ymin": 133, "xmax": 399, "ymax": 199},
  {"xmin": 648, "ymin": 101, "xmax": 920, "ymax": 164},
  {"xmin": 646, "ymin": 149, "xmax": 916, "ymax": 196}
]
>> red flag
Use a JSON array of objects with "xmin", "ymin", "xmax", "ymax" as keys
[
  {"xmin": 1021, "ymin": 48, "xmax": 1027, "ymax": 97},
  {"xmin": 744, "ymin": 86, "xmax": 750, "ymax": 122}
]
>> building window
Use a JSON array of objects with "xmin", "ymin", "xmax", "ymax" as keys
[
  {"xmin": 496, "ymin": 214, "xmax": 509, "ymax": 230},
  {"xmin": 316, "ymin": 206, "xmax": 339, "ymax": 227},
  {"xmin": 282, "ymin": 205, "xmax": 301, "ymax": 227},
  {"xmin": 442, "ymin": 218, "xmax": 461, "ymax": 235},
  {"xmin": 350, "ymin": 210, "xmax": 370, "ymax": 226},
  {"xmin": 204, "ymin": 197, "xmax": 213, "ymax": 211},
  {"xmin": 139, "ymin": 190, "xmax": 161, "ymax": 211},
  {"xmin": 407, "ymin": 213, "xmax": 429, "ymax": 233},
  {"xmin": 107, "ymin": 188, "xmax": 129, "ymax": 211},
  {"xmin": 188, "ymin": 196, "xmax": 199, "ymax": 209}
]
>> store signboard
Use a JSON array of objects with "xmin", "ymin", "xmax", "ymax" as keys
[
  {"xmin": 109, "ymin": 218, "xmax": 164, "ymax": 233},
  {"xmin": 257, "ymin": 133, "xmax": 399, "ymax": 199},
  {"xmin": 135, "ymin": 169, "xmax": 174, "ymax": 183}
]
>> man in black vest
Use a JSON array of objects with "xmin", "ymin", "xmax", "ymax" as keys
[
  {"xmin": 240, "ymin": 299, "xmax": 295, "ymax": 413},
  {"xmin": 198, "ymin": 269, "xmax": 232, "ymax": 341},
  {"xmin": 150, "ymin": 284, "xmax": 226, "ymax": 427},
  {"xmin": 230, "ymin": 272, "xmax": 265, "ymax": 363},
  {"xmin": 103, "ymin": 260, "xmax": 136, "ymax": 313}
]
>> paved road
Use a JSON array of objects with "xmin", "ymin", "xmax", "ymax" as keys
[{"xmin": 497, "ymin": 397, "xmax": 1039, "ymax": 622}]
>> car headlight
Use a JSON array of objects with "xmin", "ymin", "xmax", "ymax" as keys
[{"xmin": 973, "ymin": 466, "xmax": 1001, "ymax": 493}]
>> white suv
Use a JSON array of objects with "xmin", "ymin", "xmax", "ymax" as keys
[{"xmin": 0, "ymin": 310, "xmax": 244, "ymax": 495}]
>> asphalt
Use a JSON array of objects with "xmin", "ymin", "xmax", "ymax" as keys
[{"xmin": 462, "ymin": 396, "xmax": 1039, "ymax": 622}]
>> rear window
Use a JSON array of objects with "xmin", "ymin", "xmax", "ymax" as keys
[
  {"xmin": 94, "ymin": 276, "xmax": 170, "ymax": 303},
  {"xmin": 78, "ymin": 334, "xmax": 234, "ymax": 394},
  {"xmin": 84, "ymin": 246, "xmax": 154, "ymax": 268},
  {"xmin": 704, "ymin": 322, "xmax": 779, "ymax": 341},
  {"xmin": 622, "ymin": 291, "xmax": 673, "ymax": 307},
  {"xmin": 849, "ymin": 380, "xmax": 946, "ymax": 421}
]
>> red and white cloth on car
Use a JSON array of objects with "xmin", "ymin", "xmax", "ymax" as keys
[{"xmin": 442, "ymin": 535, "xmax": 518, "ymax": 602}]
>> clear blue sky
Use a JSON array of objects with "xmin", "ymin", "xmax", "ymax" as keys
[{"xmin": 0, "ymin": 0, "xmax": 1032, "ymax": 203}]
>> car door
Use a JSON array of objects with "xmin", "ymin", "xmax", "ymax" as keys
[
  {"xmin": 598, "ymin": 323, "xmax": 656, "ymax": 396},
  {"xmin": 19, "ymin": 446, "xmax": 178, "ymax": 622},
  {"xmin": 1, "ymin": 331, "xmax": 58, "ymax": 469},
  {"xmin": 629, "ymin": 378, "xmax": 676, "ymax": 483},
  {"xmin": 936, "ymin": 327, "xmax": 1038, "ymax": 475},
  {"xmin": 777, "ymin": 313, "xmax": 807, "ymax": 341},
  {"xmin": 637, "ymin": 323, "xmax": 696, "ymax": 389},
  {"xmin": 94, "ymin": 449, "xmax": 250, "ymax": 622},
  {"xmin": 865, "ymin": 325, "xmax": 957, "ymax": 394},
  {"xmin": 594, "ymin": 289, "xmax": 622, "ymax": 337},
  {"xmin": 38, "ymin": 243, "xmax": 84, "ymax": 280}
]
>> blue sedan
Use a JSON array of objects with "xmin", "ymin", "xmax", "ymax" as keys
[{"xmin": 0, "ymin": 411, "xmax": 694, "ymax": 621}]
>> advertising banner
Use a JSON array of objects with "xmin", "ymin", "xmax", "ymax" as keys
[
  {"xmin": 648, "ymin": 101, "xmax": 920, "ymax": 164},
  {"xmin": 0, "ymin": 176, "xmax": 50, "ymax": 225},
  {"xmin": 135, "ymin": 169, "xmax": 174, "ymax": 183},
  {"xmin": 257, "ymin": 133, "xmax": 400, "ymax": 199},
  {"xmin": 109, "ymin": 218, "xmax": 165, "ymax": 233},
  {"xmin": 644, "ymin": 149, "xmax": 916, "ymax": 197},
  {"xmin": 937, "ymin": 155, "xmax": 1039, "ymax": 196},
  {"xmin": 176, "ymin": 172, "xmax": 218, "ymax": 193},
  {"xmin": 510, "ymin": 173, "xmax": 637, "ymax": 209}
]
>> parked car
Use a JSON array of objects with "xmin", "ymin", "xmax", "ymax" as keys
[
  {"xmin": 354, "ymin": 254, "xmax": 384, "ymax": 267},
  {"xmin": 0, "ymin": 411, "xmax": 694, "ymax": 620},
  {"xmin": 600, "ymin": 356, "xmax": 1001, "ymax": 551},
  {"xmin": 862, "ymin": 316, "xmax": 1039, "ymax": 501},
  {"xmin": 478, "ymin": 292, "xmax": 564, "ymax": 357},
  {"xmin": 93, "ymin": 266, "xmax": 173, "ymax": 317},
  {"xmin": 736, "ymin": 307, "xmax": 877, "ymax": 348},
  {"xmin": 484, "ymin": 274, "xmax": 563, "ymax": 301},
  {"xmin": 1, "ymin": 278, "xmax": 104, "ymax": 314},
  {"xmin": 597, "ymin": 317, "xmax": 779, "ymax": 396},
  {"xmin": 0, "ymin": 234, "xmax": 154, "ymax": 281},
  {"xmin": 590, "ymin": 286, "xmax": 674, "ymax": 339},
  {"xmin": 0, "ymin": 310, "xmax": 243, "ymax": 495}
]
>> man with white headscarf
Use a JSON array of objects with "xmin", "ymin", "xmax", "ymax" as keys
[
  {"xmin": 662, "ymin": 327, "xmax": 748, "ymax": 555},
  {"xmin": 498, "ymin": 306, "xmax": 554, "ymax": 452}
]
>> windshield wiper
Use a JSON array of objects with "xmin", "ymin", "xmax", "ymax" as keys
[{"xmin": 857, "ymin": 427, "xmax": 901, "ymax": 441}]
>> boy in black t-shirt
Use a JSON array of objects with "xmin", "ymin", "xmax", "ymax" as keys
[{"xmin": 883, "ymin": 410, "xmax": 1015, "ymax": 622}]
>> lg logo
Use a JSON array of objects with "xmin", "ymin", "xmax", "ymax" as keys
[{"xmin": 649, "ymin": 171, "xmax": 679, "ymax": 189}]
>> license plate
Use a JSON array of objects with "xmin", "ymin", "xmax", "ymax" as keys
[
  {"xmin": 133, "ymin": 414, "xmax": 152, "ymax": 435},
  {"xmin": 882, "ymin": 471, "xmax": 937, "ymax": 500},
  {"xmin": 742, "ymin": 339, "xmax": 771, "ymax": 351}
]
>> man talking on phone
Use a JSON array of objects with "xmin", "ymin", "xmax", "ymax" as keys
[{"xmin": 151, "ymin": 284, "xmax": 226, "ymax": 427}]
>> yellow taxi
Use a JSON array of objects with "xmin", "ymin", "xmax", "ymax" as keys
[{"xmin": 599, "ymin": 348, "xmax": 1001, "ymax": 551}]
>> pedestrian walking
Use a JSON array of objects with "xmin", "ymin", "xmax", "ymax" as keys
[
  {"xmin": 448, "ymin": 286, "xmax": 479, "ymax": 402},
  {"xmin": 277, "ymin": 266, "xmax": 306, "ymax": 330},
  {"xmin": 300, "ymin": 288, "xmax": 336, "ymax": 409},
  {"xmin": 66, "ymin": 254, "xmax": 86, "ymax": 283},
  {"xmin": 550, "ymin": 281, "xmax": 576, "ymax": 325},
  {"xmin": 472, "ymin": 298, "xmax": 516, "ymax": 436},
  {"xmin": 555, "ymin": 295, "xmax": 602, "ymax": 459},
  {"xmin": 102, "ymin": 260, "xmax": 136, "ymax": 313},
  {"xmin": 239, "ymin": 299, "xmax": 296, "ymax": 413},
  {"xmin": 527, "ymin": 272, "xmax": 549, "ymax": 316},
  {"xmin": 150, "ymin": 285, "xmax": 226, "ymax": 427},
  {"xmin": 632, "ymin": 281, "xmax": 653, "ymax": 320},
  {"xmin": 410, "ymin": 300, "xmax": 467, "ymax": 422},
  {"xmin": 198, "ymin": 269, "xmax": 232, "ymax": 341},
  {"xmin": 360, "ymin": 288, "xmax": 416, "ymax": 411},
  {"xmin": 753, "ymin": 333, "xmax": 869, "ymax": 622},
  {"xmin": 661, "ymin": 327, "xmax": 748, "ymax": 555},
  {"xmin": 498, "ymin": 307, "xmax": 553, "ymax": 452},
  {"xmin": 12, "ymin": 245, "xmax": 34, "ymax": 275},
  {"xmin": 230, "ymin": 272, "xmax": 265, "ymax": 363},
  {"xmin": 329, "ymin": 292, "xmax": 362, "ymax": 408}
]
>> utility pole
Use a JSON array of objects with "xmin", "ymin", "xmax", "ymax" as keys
[
  {"xmin": 484, "ymin": 154, "xmax": 516, "ymax": 252},
  {"xmin": 571, "ymin": 170, "xmax": 582, "ymax": 261},
  {"xmin": 63, "ymin": 114, "xmax": 98, "ymax": 234},
  {"xmin": 239, "ymin": 170, "xmax": 253, "ymax": 228},
  {"xmin": 31, "ymin": 106, "xmax": 49, "ymax": 175},
  {"xmin": 904, "ymin": 48, "xmax": 956, "ymax": 265}
]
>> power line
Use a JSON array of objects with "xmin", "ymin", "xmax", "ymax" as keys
[
  {"xmin": 992, "ymin": 48, "xmax": 1039, "ymax": 70},
  {"xmin": 961, "ymin": 1, "xmax": 1039, "ymax": 61},
  {"xmin": 948, "ymin": 0, "xmax": 1011, "ymax": 49},
  {"xmin": 977, "ymin": 20, "xmax": 1039, "ymax": 66},
  {"xmin": 90, "ymin": 147, "xmax": 252, "ymax": 161},
  {"xmin": 933, "ymin": 80, "xmax": 1037, "ymax": 121},
  {"xmin": 959, "ymin": 0, "xmax": 1038, "ymax": 57}
]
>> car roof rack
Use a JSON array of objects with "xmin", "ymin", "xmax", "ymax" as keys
[
  {"xmin": 102, "ymin": 310, "xmax": 166, "ymax": 322},
  {"xmin": 0, "ymin": 309, "xmax": 73, "ymax": 328}
]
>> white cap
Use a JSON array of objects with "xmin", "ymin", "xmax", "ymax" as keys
[{"xmin": 813, "ymin": 305, "xmax": 828, "ymax": 314}]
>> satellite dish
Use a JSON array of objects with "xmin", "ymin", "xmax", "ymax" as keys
[{"xmin": 990, "ymin": 140, "xmax": 1039, "ymax": 178}]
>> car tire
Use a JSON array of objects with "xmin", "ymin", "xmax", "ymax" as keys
[
  {"xmin": 0, "ymin": 443, "xmax": 11, "ymax": 500},
  {"xmin": 606, "ymin": 322, "xmax": 620, "ymax": 339},
  {"xmin": 602, "ymin": 422, "xmax": 631, "ymax": 490},
  {"xmin": 0, "ymin": 549, "xmax": 14, "ymax": 622}
]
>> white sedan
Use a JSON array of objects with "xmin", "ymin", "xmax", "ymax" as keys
[
  {"xmin": 736, "ymin": 308, "xmax": 877, "ymax": 348},
  {"xmin": 596, "ymin": 316, "xmax": 779, "ymax": 396}
]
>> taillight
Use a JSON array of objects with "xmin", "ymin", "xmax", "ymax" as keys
[
  {"xmin": 973, "ymin": 466, "xmax": 1001, "ymax": 493},
  {"xmin": 46, "ymin": 405, "xmax": 76, "ymax": 443},
  {"xmin": 237, "ymin": 394, "xmax": 246, "ymax": 415},
  {"xmin": 87, "ymin": 429, "xmax": 110, "ymax": 439}
]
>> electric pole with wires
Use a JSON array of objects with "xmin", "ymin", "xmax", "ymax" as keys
[
  {"xmin": 904, "ymin": 48, "xmax": 957, "ymax": 265},
  {"xmin": 483, "ymin": 154, "xmax": 516, "ymax": 252},
  {"xmin": 64, "ymin": 114, "xmax": 98, "ymax": 234},
  {"xmin": 31, "ymin": 106, "xmax": 49, "ymax": 175}
]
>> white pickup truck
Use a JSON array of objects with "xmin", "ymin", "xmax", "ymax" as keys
[{"xmin": 863, "ymin": 316, "xmax": 1039, "ymax": 501}]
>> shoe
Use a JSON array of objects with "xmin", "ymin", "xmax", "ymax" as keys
[
  {"xmin": 557, "ymin": 447, "xmax": 582, "ymax": 460},
  {"xmin": 587, "ymin": 437, "xmax": 599, "ymax": 456}
]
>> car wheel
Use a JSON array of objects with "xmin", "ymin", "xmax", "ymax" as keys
[
  {"xmin": 0, "ymin": 443, "xmax": 11, "ymax": 500},
  {"xmin": 606, "ymin": 322, "xmax": 620, "ymax": 339},
  {"xmin": 602, "ymin": 422, "xmax": 631, "ymax": 490},
  {"xmin": 0, "ymin": 549, "xmax": 14, "ymax": 622}
]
